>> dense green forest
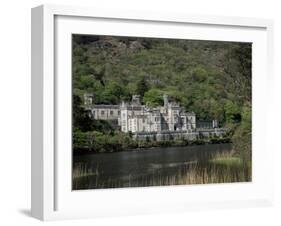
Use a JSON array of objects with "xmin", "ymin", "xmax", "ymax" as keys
[{"xmin": 72, "ymin": 35, "xmax": 252, "ymax": 163}]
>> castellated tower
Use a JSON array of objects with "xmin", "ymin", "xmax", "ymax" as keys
[
  {"xmin": 120, "ymin": 101, "xmax": 129, "ymax": 132},
  {"xmin": 163, "ymin": 94, "xmax": 169, "ymax": 107},
  {"xmin": 83, "ymin": 93, "xmax": 94, "ymax": 106}
]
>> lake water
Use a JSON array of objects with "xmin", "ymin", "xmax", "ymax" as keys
[{"xmin": 73, "ymin": 143, "xmax": 233, "ymax": 190}]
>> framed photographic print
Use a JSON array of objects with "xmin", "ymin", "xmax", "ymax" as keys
[{"xmin": 31, "ymin": 4, "xmax": 274, "ymax": 221}]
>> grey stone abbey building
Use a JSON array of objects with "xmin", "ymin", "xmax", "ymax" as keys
[
  {"xmin": 84, "ymin": 93, "xmax": 224, "ymax": 140},
  {"xmin": 120, "ymin": 94, "xmax": 196, "ymax": 133},
  {"xmin": 84, "ymin": 93, "xmax": 196, "ymax": 132}
]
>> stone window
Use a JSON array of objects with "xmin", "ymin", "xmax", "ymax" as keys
[
  {"xmin": 101, "ymin": 110, "xmax": 104, "ymax": 115},
  {"xmin": 110, "ymin": 110, "xmax": 113, "ymax": 115}
]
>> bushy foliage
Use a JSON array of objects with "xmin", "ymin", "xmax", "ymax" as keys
[
  {"xmin": 232, "ymin": 104, "xmax": 252, "ymax": 163},
  {"xmin": 72, "ymin": 35, "xmax": 252, "ymax": 156}
]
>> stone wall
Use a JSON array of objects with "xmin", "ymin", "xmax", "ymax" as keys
[{"xmin": 133, "ymin": 129, "xmax": 226, "ymax": 141}]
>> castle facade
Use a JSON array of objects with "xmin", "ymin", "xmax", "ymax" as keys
[
  {"xmin": 84, "ymin": 94, "xmax": 196, "ymax": 133},
  {"xmin": 120, "ymin": 95, "xmax": 196, "ymax": 133}
]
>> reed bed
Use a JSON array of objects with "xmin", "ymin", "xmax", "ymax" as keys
[
  {"xmin": 72, "ymin": 163, "xmax": 99, "ymax": 179},
  {"xmin": 72, "ymin": 151, "xmax": 251, "ymax": 190}
]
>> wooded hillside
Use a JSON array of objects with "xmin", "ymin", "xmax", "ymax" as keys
[
  {"xmin": 73, "ymin": 35, "xmax": 251, "ymax": 121},
  {"xmin": 72, "ymin": 35, "xmax": 252, "ymax": 160}
]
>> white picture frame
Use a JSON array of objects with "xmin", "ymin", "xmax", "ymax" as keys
[{"xmin": 31, "ymin": 4, "xmax": 274, "ymax": 221}]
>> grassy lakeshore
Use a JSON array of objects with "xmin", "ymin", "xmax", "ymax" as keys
[{"xmin": 72, "ymin": 150, "xmax": 251, "ymax": 189}]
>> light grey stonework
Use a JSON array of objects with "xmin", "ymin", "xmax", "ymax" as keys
[
  {"xmin": 120, "ymin": 95, "xmax": 196, "ymax": 133},
  {"xmin": 84, "ymin": 93, "xmax": 226, "ymax": 140}
]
